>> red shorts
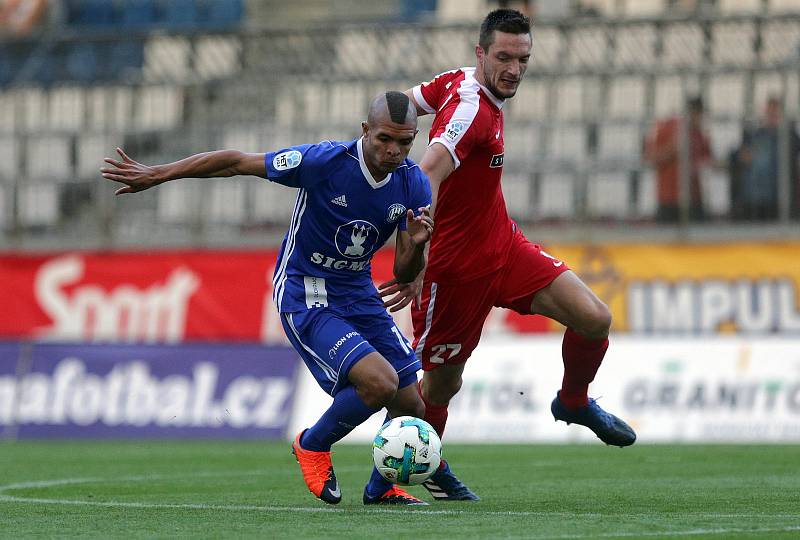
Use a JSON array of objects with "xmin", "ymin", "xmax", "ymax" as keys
[{"xmin": 411, "ymin": 230, "xmax": 569, "ymax": 370}]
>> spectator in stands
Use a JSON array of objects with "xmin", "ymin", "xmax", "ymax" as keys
[
  {"xmin": 644, "ymin": 96, "xmax": 713, "ymax": 223},
  {"xmin": 729, "ymin": 96, "xmax": 800, "ymax": 221},
  {"xmin": 0, "ymin": 0, "xmax": 48, "ymax": 36}
]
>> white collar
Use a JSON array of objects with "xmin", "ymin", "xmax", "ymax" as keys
[
  {"xmin": 467, "ymin": 67, "xmax": 506, "ymax": 110},
  {"xmin": 357, "ymin": 137, "xmax": 392, "ymax": 189}
]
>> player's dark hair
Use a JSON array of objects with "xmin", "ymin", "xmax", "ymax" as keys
[
  {"xmin": 385, "ymin": 91, "xmax": 410, "ymax": 124},
  {"xmin": 479, "ymin": 9, "xmax": 531, "ymax": 51}
]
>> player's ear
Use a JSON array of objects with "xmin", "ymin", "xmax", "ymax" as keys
[
  {"xmin": 361, "ymin": 122, "xmax": 369, "ymax": 138},
  {"xmin": 475, "ymin": 44, "xmax": 485, "ymax": 65}
]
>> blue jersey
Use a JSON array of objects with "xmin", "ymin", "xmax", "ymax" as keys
[{"xmin": 266, "ymin": 138, "xmax": 432, "ymax": 314}]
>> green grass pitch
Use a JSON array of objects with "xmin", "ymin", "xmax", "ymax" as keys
[{"xmin": 1, "ymin": 441, "xmax": 799, "ymax": 539}]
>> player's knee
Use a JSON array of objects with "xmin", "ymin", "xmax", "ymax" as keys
[
  {"xmin": 408, "ymin": 398, "xmax": 426, "ymax": 419},
  {"xmin": 359, "ymin": 371, "xmax": 399, "ymax": 409},
  {"xmin": 581, "ymin": 301, "xmax": 612, "ymax": 339}
]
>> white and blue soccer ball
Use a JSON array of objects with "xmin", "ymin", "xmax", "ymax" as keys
[{"xmin": 372, "ymin": 416, "xmax": 442, "ymax": 485}]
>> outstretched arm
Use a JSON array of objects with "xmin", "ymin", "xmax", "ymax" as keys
[{"xmin": 101, "ymin": 147, "xmax": 266, "ymax": 195}]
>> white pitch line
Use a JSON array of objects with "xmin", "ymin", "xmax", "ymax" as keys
[{"xmin": 1, "ymin": 474, "xmax": 799, "ymax": 531}]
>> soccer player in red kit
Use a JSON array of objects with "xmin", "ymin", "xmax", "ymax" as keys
[{"xmin": 380, "ymin": 9, "xmax": 636, "ymax": 501}]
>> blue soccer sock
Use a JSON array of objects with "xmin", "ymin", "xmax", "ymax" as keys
[
  {"xmin": 300, "ymin": 385, "xmax": 379, "ymax": 452},
  {"xmin": 364, "ymin": 413, "xmax": 394, "ymax": 498}
]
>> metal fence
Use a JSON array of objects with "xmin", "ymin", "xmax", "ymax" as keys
[{"xmin": 2, "ymin": 11, "xmax": 800, "ymax": 249}]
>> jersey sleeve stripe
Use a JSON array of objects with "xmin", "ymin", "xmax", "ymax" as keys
[
  {"xmin": 412, "ymin": 85, "xmax": 436, "ymax": 114},
  {"xmin": 431, "ymin": 74, "xmax": 481, "ymax": 171}
]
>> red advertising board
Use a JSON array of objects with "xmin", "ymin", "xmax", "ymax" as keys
[{"xmin": 1, "ymin": 250, "xmax": 550, "ymax": 343}]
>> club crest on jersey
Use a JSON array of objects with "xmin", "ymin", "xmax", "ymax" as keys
[
  {"xmin": 335, "ymin": 220, "xmax": 379, "ymax": 259},
  {"xmin": 272, "ymin": 150, "xmax": 302, "ymax": 171},
  {"xmin": 490, "ymin": 153, "xmax": 504, "ymax": 168},
  {"xmin": 443, "ymin": 121, "xmax": 467, "ymax": 142},
  {"xmin": 386, "ymin": 203, "xmax": 406, "ymax": 223}
]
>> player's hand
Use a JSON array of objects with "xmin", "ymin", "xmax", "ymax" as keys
[
  {"xmin": 406, "ymin": 207, "xmax": 433, "ymax": 247},
  {"xmin": 101, "ymin": 148, "xmax": 163, "ymax": 195},
  {"xmin": 378, "ymin": 272, "xmax": 424, "ymax": 312}
]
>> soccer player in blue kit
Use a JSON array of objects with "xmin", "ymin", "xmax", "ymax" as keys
[{"xmin": 101, "ymin": 91, "xmax": 435, "ymax": 506}]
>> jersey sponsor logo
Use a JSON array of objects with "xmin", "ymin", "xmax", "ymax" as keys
[
  {"xmin": 335, "ymin": 220, "xmax": 379, "ymax": 259},
  {"xmin": 331, "ymin": 194, "xmax": 348, "ymax": 207},
  {"xmin": 443, "ymin": 121, "xmax": 467, "ymax": 143},
  {"xmin": 386, "ymin": 203, "xmax": 406, "ymax": 223},
  {"xmin": 272, "ymin": 150, "xmax": 302, "ymax": 171},
  {"xmin": 490, "ymin": 153, "xmax": 504, "ymax": 168}
]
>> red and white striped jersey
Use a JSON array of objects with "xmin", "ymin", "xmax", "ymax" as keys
[{"xmin": 413, "ymin": 67, "xmax": 516, "ymax": 283}]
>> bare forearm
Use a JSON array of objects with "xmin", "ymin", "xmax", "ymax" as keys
[
  {"xmin": 155, "ymin": 150, "xmax": 254, "ymax": 182},
  {"xmin": 394, "ymin": 242, "xmax": 426, "ymax": 283}
]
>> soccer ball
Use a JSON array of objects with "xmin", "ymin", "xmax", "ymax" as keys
[{"xmin": 372, "ymin": 416, "xmax": 442, "ymax": 485}]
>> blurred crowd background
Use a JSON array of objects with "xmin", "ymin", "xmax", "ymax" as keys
[{"xmin": 2, "ymin": 0, "xmax": 800, "ymax": 249}]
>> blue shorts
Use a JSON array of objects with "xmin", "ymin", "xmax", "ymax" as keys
[{"xmin": 281, "ymin": 303, "xmax": 420, "ymax": 396}]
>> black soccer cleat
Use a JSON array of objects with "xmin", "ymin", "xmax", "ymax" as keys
[
  {"xmin": 422, "ymin": 460, "xmax": 480, "ymax": 501},
  {"xmin": 551, "ymin": 391, "xmax": 636, "ymax": 447}
]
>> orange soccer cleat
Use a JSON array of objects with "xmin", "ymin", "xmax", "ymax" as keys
[
  {"xmin": 291, "ymin": 431, "xmax": 341, "ymax": 504},
  {"xmin": 363, "ymin": 485, "xmax": 429, "ymax": 506}
]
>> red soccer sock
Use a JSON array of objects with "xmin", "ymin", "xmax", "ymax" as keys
[
  {"xmin": 559, "ymin": 327, "xmax": 609, "ymax": 410},
  {"xmin": 417, "ymin": 380, "xmax": 449, "ymax": 438}
]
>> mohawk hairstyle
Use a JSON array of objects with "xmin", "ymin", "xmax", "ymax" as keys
[
  {"xmin": 479, "ymin": 9, "xmax": 531, "ymax": 51},
  {"xmin": 385, "ymin": 91, "xmax": 411, "ymax": 124}
]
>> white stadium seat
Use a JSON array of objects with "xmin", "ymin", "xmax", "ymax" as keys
[{"xmin": 536, "ymin": 172, "xmax": 575, "ymax": 219}]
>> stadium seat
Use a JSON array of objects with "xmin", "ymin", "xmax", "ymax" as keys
[
  {"xmin": 157, "ymin": 181, "xmax": 193, "ymax": 223},
  {"xmin": 252, "ymin": 181, "xmax": 297, "ymax": 223},
  {"xmin": 0, "ymin": 137, "xmax": 18, "ymax": 180},
  {"xmin": 528, "ymin": 26, "xmax": 562, "ymax": 69},
  {"xmin": 535, "ymin": 172, "xmax": 575, "ymax": 219},
  {"xmin": 504, "ymin": 125, "xmax": 541, "ymax": 165},
  {"xmin": 118, "ymin": 0, "xmax": 156, "ymax": 28},
  {"xmin": 66, "ymin": 0, "xmax": 115, "ymax": 27},
  {"xmin": 759, "ymin": 20, "xmax": 800, "ymax": 64},
  {"xmin": 553, "ymin": 77, "xmax": 586, "ymax": 121},
  {"xmin": 161, "ymin": 0, "xmax": 199, "ymax": 29},
  {"xmin": 135, "ymin": 86, "xmax": 182, "ymax": 130},
  {"xmin": 203, "ymin": 0, "xmax": 243, "ymax": 29},
  {"xmin": 26, "ymin": 136, "xmax": 72, "ymax": 180},
  {"xmin": 622, "ymin": 0, "xmax": 664, "ymax": 17},
  {"xmin": 48, "ymin": 87, "xmax": 85, "ymax": 130},
  {"xmin": 587, "ymin": 172, "xmax": 632, "ymax": 218},
  {"xmin": 208, "ymin": 180, "xmax": 246, "ymax": 223},
  {"xmin": 607, "ymin": 76, "xmax": 646, "ymax": 119},
  {"xmin": 653, "ymin": 75, "xmax": 685, "ymax": 117},
  {"xmin": 567, "ymin": 27, "xmax": 606, "ymax": 69},
  {"xmin": 719, "ymin": 0, "xmax": 761, "ymax": 14},
  {"xmin": 549, "ymin": 125, "xmax": 587, "ymax": 161},
  {"xmin": 708, "ymin": 74, "xmax": 746, "ymax": 117},
  {"xmin": 194, "ymin": 36, "xmax": 240, "ymax": 80},
  {"xmin": 660, "ymin": 22, "xmax": 703, "ymax": 68},
  {"xmin": 596, "ymin": 123, "xmax": 641, "ymax": 160},
  {"xmin": 65, "ymin": 42, "xmax": 99, "ymax": 82},
  {"xmin": 77, "ymin": 134, "xmax": 113, "ymax": 180},
  {"xmin": 712, "ymin": 22, "xmax": 756, "ymax": 67},
  {"xmin": 109, "ymin": 41, "xmax": 145, "ymax": 81},
  {"xmin": 21, "ymin": 88, "xmax": 48, "ymax": 131},
  {"xmin": 143, "ymin": 37, "xmax": 191, "ymax": 81},
  {"xmin": 17, "ymin": 183, "xmax": 59, "ymax": 227},
  {"xmin": 636, "ymin": 169, "xmax": 658, "ymax": 218},
  {"xmin": 613, "ymin": 25, "xmax": 656, "ymax": 68}
]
